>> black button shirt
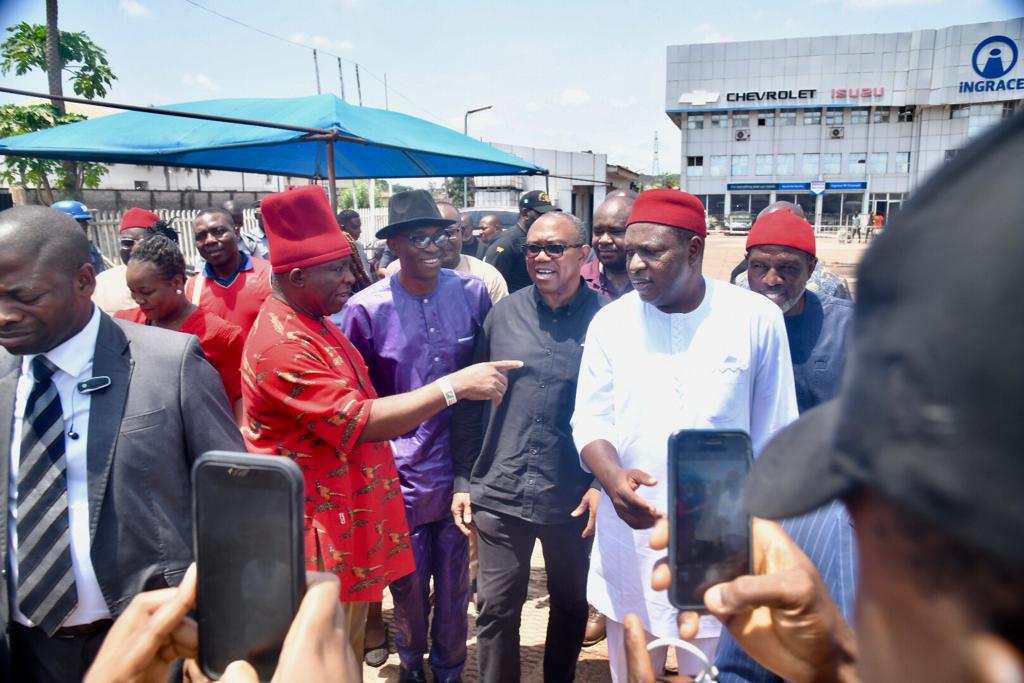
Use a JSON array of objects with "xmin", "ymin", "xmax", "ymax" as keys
[
  {"xmin": 483, "ymin": 223, "xmax": 531, "ymax": 293},
  {"xmin": 452, "ymin": 281, "xmax": 606, "ymax": 524}
]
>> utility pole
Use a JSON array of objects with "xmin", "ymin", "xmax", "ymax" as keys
[
  {"xmin": 337, "ymin": 58, "xmax": 346, "ymax": 101},
  {"xmin": 463, "ymin": 105, "xmax": 493, "ymax": 208},
  {"xmin": 313, "ymin": 49, "xmax": 322, "ymax": 94},
  {"xmin": 652, "ymin": 131, "xmax": 660, "ymax": 178},
  {"xmin": 355, "ymin": 65, "xmax": 363, "ymax": 106}
]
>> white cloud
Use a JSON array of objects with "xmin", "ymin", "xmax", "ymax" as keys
[
  {"xmin": 288, "ymin": 32, "xmax": 355, "ymax": 52},
  {"xmin": 120, "ymin": 0, "xmax": 150, "ymax": 17},
  {"xmin": 182, "ymin": 73, "xmax": 218, "ymax": 91},
  {"xmin": 524, "ymin": 101, "xmax": 543, "ymax": 113},
  {"xmin": 610, "ymin": 95, "xmax": 638, "ymax": 109},
  {"xmin": 845, "ymin": 0, "xmax": 938, "ymax": 6},
  {"xmin": 693, "ymin": 22, "xmax": 726, "ymax": 44},
  {"xmin": 557, "ymin": 88, "xmax": 591, "ymax": 106}
]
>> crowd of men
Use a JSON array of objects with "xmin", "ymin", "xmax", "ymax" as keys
[{"xmin": 0, "ymin": 109, "xmax": 1021, "ymax": 683}]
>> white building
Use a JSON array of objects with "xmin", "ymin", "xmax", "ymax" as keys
[{"xmin": 666, "ymin": 19, "xmax": 1024, "ymax": 229}]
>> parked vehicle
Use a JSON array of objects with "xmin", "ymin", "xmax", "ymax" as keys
[{"xmin": 725, "ymin": 211, "xmax": 754, "ymax": 234}]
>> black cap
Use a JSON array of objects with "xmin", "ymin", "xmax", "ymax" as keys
[
  {"xmin": 376, "ymin": 189, "xmax": 455, "ymax": 239},
  {"xmin": 747, "ymin": 111, "xmax": 1024, "ymax": 566},
  {"xmin": 519, "ymin": 190, "xmax": 559, "ymax": 214}
]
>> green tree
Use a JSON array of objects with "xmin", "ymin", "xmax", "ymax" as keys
[
  {"xmin": 337, "ymin": 180, "xmax": 390, "ymax": 210},
  {"xmin": 445, "ymin": 176, "xmax": 474, "ymax": 207},
  {"xmin": 0, "ymin": 18, "xmax": 116, "ymax": 199}
]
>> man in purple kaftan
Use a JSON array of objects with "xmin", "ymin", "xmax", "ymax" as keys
[{"xmin": 335, "ymin": 190, "xmax": 492, "ymax": 683}]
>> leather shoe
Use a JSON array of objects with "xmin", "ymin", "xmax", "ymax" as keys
[
  {"xmin": 399, "ymin": 667, "xmax": 428, "ymax": 683},
  {"xmin": 582, "ymin": 607, "xmax": 606, "ymax": 647}
]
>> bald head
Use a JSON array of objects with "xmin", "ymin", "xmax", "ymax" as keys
[
  {"xmin": 592, "ymin": 195, "xmax": 635, "ymax": 271},
  {"xmin": 0, "ymin": 205, "xmax": 91, "ymax": 271},
  {"xmin": 221, "ymin": 200, "xmax": 245, "ymax": 228},
  {"xmin": 757, "ymin": 201, "xmax": 806, "ymax": 222}
]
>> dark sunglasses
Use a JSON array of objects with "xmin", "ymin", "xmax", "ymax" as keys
[
  {"xmin": 521, "ymin": 242, "xmax": 583, "ymax": 258},
  {"xmin": 404, "ymin": 228, "xmax": 458, "ymax": 250}
]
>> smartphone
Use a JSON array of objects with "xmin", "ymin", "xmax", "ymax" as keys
[
  {"xmin": 668, "ymin": 430, "xmax": 753, "ymax": 610},
  {"xmin": 193, "ymin": 451, "xmax": 306, "ymax": 681}
]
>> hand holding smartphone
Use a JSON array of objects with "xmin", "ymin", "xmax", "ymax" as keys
[
  {"xmin": 668, "ymin": 430, "xmax": 753, "ymax": 610},
  {"xmin": 193, "ymin": 452, "xmax": 306, "ymax": 681}
]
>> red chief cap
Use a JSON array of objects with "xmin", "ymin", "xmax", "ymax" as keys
[
  {"xmin": 119, "ymin": 207, "xmax": 161, "ymax": 232},
  {"xmin": 625, "ymin": 188, "xmax": 707, "ymax": 237},
  {"xmin": 261, "ymin": 185, "xmax": 353, "ymax": 274},
  {"xmin": 745, "ymin": 209, "xmax": 816, "ymax": 257}
]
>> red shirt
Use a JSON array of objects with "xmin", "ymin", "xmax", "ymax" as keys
[
  {"xmin": 240, "ymin": 296, "xmax": 414, "ymax": 601},
  {"xmin": 185, "ymin": 255, "xmax": 272, "ymax": 336},
  {"xmin": 114, "ymin": 306, "xmax": 244, "ymax": 402},
  {"xmin": 581, "ymin": 258, "xmax": 633, "ymax": 300}
]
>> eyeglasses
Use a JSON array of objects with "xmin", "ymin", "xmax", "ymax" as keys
[
  {"xmin": 404, "ymin": 228, "xmax": 458, "ymax": 250},
  {"xmin": 120, "ymin": 237, "xmax": 145, "ymax": 248},
  {"xmin": 521, "ymin": 243, "xmax": 583, "ymax": 258}
]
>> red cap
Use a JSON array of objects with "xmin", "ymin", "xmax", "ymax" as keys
[
  {"xmin": 626, "ymin": 189, "xmax": 707, "ymax": 237},
  {"xmin": 261, "ymin": 185, "xmax": 352, "ymax": 274},
  {"xmin": 119, "ymin": 208, "xmax": 161, "ymax": 232},
  {"xmin": 746, "ymin": 209, "xmax": 816, "ymax": 257}
]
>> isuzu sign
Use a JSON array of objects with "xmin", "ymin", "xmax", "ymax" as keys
[{"xmin": 726, "ymin": 89, "xmax": 817, "ymax": 102}]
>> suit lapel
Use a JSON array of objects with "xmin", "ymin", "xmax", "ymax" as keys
[{"xmin": 87, "ymin": 315, "xmax": 133, "ymax": 538}]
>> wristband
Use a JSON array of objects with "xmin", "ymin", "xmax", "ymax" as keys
[{"xmin": 437, "ymin": 376, "xmax": 458, "ymax": 407}]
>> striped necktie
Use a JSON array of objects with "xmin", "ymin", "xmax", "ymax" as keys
[{"xmin": 17, "ymin": 355, "xmax": 77, "ymax": 636}]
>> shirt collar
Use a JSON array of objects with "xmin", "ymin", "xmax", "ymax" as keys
[
  {"xmin": 203, "ymin": 251, "xmax": 253, "ymax": 281},
  {"xmin": 22, "ymin": 304, "xmax": 101, "ymax": 379},
  {"xmin": 531, "ymin": 278, "xmax": 591, "ymax": 315}
]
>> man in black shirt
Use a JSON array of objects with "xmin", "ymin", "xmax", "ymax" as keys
[
  {"xmin": 484, "ymin": 190, "xmax": 559, "ymax": 292},
  {"xmin": 453, "ymin": 211, "xmax": 604, "ymax": 683},
  {"xmin": 459, "ymin": 214, "xmax": 485, "ymax": 259}
]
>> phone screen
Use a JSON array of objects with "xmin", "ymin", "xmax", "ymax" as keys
[
  {"xmin": 195, "ymin": 454, "xmax": 304, "ymax": 680},
  {"xmin": 669, "ymin": 430, "xmax": 752, "ymax": 610}
]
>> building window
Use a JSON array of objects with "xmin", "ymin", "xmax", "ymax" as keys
[
  {"xmin": 686, "ymin": 156, "xmax": 704, "ymax": 177},
  {"xmin": 776, "ymin": 154, "xmax": 795, "ymax": 175},
  {"xmin": 1003, "ymin": 101, "xmax": 1018, "ymax": 118},
  {"xmin": 757, "ymin": 111, "xmax": 775, "ymax": 127},
  {"xmin": 687, "ymin": 114, "xmax": 705, "ymax": 130},
  {"xmin": 897, "ymin": 106, "xmax": 915, "ymax": 123},
  {"xmin": 944, "ymin": 149, "xmax": 959, "ymax": 162},
  {"xmin": 896, "ymin": 152, "xmax": 911, "ymax": 174},
  {"xmin": 709, "ymin": 155, "xmax": 729, "ymax": 176},
  {"xmin": 803, "ymin": 109, "xmax": 822, "ymax": 125},
  {"xmin": 802, "ymin": 153, "xmax": 820, "ymax": 176},
  {"xmin": 873, "ymin": 108, "xmax": 890, "ymax": 124},
  {"xmin": 711, "ymin": 113, "xmax": 729, "ymax": 128},
  {"xmin": 825, "ymin": 109, "xmax": 845, "ymax": 126},
  {"xmin": 949, "ymin": 104, "xmax": 970, "ymax": 119},
  {"xmin": 755, "ymin": 154, "xmax": 774, "ymax": 176},
  {"xmin": 778, "ymin": 111, "xmax": 797, "ymax": 126},
  {"xmin": 731, "ymin": 155, "xmax": 750, "ymax": 175},
  {"xmin": 823, "ymin": 153, "xmax": 841, "ymax": 175},
  {"xmin": 850, "ymin": 109, "xmax": 869, "ymax": 124},
  {"xmin": 869, "ymin": 152, "xmax": 888, "ymax": 174},
  {"xmin": 848, "ymin": 153, "xmax": 867, "ymax": 175},
  {"xmin": 733, "ymin": 112, "xmax": 750, "ymax": 128}
]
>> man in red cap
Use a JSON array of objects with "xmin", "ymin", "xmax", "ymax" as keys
[
  {"xmin": 242, "ymin": 185, "xmax": 520, "ymax": 664},
  {"xmin": 185, "ymin": 208, "xmax": 272, "ymax": 336},
  {"xmin": 92, "ymin": 207, "xmax": 162, "ymax": 313},
  {"xmin": 570, "ymin": 188, "xmax": 798, "ymax": 680}
]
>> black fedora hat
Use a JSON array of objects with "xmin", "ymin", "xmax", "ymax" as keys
[{"xmin": 375, "ymin": 189, "xmax": 456, "ymax": 239}]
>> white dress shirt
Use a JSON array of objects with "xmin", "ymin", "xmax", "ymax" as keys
[
  {"xmin": 571, "ymin": 277, "xmax": 798, "ymax": 641},
  {"xmin": 8, "ymin": 306, "xmax": 111, "ymax": 627},
  {"xmin": 384, "ymin": 254, "xmax": 509, "ymax": 304}
]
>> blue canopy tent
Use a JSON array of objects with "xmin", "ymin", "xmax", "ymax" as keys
[{"xmin": 0, "ymin": 90, "xmax": 545, "ymax": 208}]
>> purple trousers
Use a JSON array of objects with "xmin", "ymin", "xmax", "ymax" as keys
[{"xmin": 390, "ymin": 517, "xmax": 470, "ymax": 681}]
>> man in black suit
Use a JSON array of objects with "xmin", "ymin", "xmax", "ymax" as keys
[{"xmin": 0, "ymin": 206, "xmax": 244, "ymax": 681}]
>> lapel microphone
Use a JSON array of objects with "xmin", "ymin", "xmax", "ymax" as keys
[{"xmin": 67, "ymin": 376, "xmax": 113, "ymax": 440}]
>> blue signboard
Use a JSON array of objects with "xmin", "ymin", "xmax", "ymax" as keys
[
  {"xmin": 727, "ymin": 183, "xmax": 777, "ymax": 191},
  {"xmin": 778, "ymin": 182, "xmax": 811, "ymax": 191},
  {"xmin": 826, "ymin": 181, "xmax": 867, "ymax": 190}
]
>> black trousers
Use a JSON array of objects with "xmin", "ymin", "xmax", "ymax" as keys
[
  {"xmin": 474, "ymin": 507, "xmax": 593, "ymax": 683},
  {"xmin": 10, "ymin": 620, "xmax": 112, "ymax": 683}
]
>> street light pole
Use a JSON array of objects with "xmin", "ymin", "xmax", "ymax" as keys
[{"xmin": 463, "ymin": 105, "xmax": 493, "ymax": 208}]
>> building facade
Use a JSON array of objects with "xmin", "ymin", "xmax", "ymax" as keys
[{"xmin": 666, "ymin": 19, "xmax": 1023, "ymax": 230}]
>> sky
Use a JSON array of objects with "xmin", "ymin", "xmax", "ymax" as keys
[{"xmin": 1, "ymin": 0, "xmax": 1022, "ymax": 176}]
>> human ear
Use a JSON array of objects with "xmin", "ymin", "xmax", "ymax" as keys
[
  {"xmin": 76, "ymin": 263, "xmax": 97, "ymax": 297},
  {"xmin": 968, "ymin": 634, "xmax": 1024, "ymax": 683},
  {"xmin": 288, "ymin": 268, "xmax": 305, "ymax": 288}
]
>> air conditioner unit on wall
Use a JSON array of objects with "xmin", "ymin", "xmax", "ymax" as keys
[
  {"xmin": 829, "ymin": 126, "xmax": 845, "ymax": 139},
  {"xmin": 735, "ymin": 129, "xmax": 751, "ymax": 142}
]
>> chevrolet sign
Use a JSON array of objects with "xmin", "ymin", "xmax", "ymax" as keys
[{"xmin": 726, "ymin": 89, "xmax": 817, "ymax": 102}]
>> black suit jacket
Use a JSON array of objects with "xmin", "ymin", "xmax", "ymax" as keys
[{"xmin": 0, "ymin": 313, "xmax": 244, "ymax": 668}]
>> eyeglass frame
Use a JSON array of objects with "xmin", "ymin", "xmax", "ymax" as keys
[
  {"xmin": 521, "ymin": 242, "xmax": 585, "ymax": 258},
  {"xmin": 401, "ymin": 227, "xmax": 459, "ymax": 250}
]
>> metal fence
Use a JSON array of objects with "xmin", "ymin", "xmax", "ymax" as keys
[{"xmin": 91, "ymin": 206, "xmax": 393, "ymax": 271}]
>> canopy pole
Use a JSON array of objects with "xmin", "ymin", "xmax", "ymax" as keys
[{"xmin": 326, "ymin": 139, "xmax": 338, "ymax": 211}]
